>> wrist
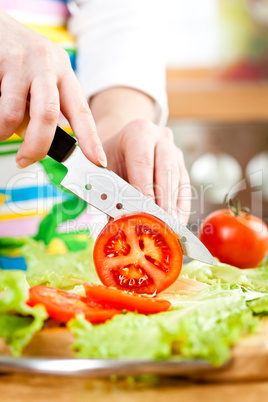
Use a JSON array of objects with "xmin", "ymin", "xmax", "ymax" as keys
[
  {"xmin": 92, "ymin": 113, "xmax": 128, "ymax": 142},
  {"xmin": 89, "ymin": 87, "xmax": 155, "ymax": 141}
]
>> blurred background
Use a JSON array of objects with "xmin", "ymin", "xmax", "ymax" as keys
[{"xmin": 165, "ymin": 0, "xmax": 268, "ymax": 232}]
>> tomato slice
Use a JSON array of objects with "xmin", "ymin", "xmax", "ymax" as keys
[
  {"xmin": 28, "ymin": 286, "xmax": 120, "ymax": 323},
  {"xmin": 84, "ymin": 282, "xmax": 171, "ymax": 314},
  {"xmin": 93, "ymin": 212, "xmax": 183, "ymax": 294}
]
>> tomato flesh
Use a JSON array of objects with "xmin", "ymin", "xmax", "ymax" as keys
[
  {"xmin": 28, "ymin": 286, "xmax": 120, "ymax": 323},
  {"xmin": 199, "ymin": 209, "xmax": 268, "ymax": 268},
  {"xmin": 93, "ymin": 213, "xmax": 183, "ymax": 294},
  {"xmin": 84, "ymin": 282, "xmax": 171, "ymax": 314}
]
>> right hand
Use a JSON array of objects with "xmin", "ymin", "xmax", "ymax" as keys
[{"xmin": 0, "ymin": 10, "xmax": 107, "ymax": 168}]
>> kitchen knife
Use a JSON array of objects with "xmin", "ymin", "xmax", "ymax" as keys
[
  {"xmin": 18, "ymin": 125, "xmax": 217, "ymax": 266},
  {"xmin": 0, "ymin": 355, "xmax": 223, "ymax": 377}
]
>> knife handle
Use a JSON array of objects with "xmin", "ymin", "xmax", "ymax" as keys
[
  {"xmin": 47, "ymin": 126, "xmax": 76, "ymax": 163},
  {"xmin": 15, "ymin": 102, "xmax": 77, "ymax": 163}
]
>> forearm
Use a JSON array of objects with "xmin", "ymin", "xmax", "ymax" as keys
[{"xmin": 89, "ymin": 87, "xmax": 156, "ymax": 142}]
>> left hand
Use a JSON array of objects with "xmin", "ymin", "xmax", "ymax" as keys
[{"xmin": 102, "ymin": 119, "xmax": 191, "ymax": 224}]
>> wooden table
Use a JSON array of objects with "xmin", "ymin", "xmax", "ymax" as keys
[
  {"xmin": 1, "ymin": 373, "xmax": 268, "ymax": 402},
  {"xmin": 2, "ymin": 319, "xmax": 268, "ymax": 402}
]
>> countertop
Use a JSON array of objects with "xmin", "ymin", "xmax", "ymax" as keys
[{"xmin": 1, "ymin": 373, "xmax": 268, "ymax": 402}]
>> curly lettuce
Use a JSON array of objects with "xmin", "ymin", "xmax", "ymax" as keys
[
  {"xmin": 68, "ymin": 284, "xmax": 259, "ymax": 365},
  {"xmin": 181, "ymin": 259, "xmax": 268, "ymax": 293},
  {"xmin": 0, "ymin": 270, "xmax": 47, "ymax": 356}
]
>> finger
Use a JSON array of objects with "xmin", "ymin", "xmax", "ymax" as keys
[
  {"xmin": 121, "ymin": 120, "xmax": 156, "ymax": 199},
  {"xmin": 0, "ymin": 74, "xmax": 28, "ymax": 141},
  {"xmin": 16, "ymin": 74, "xmax": 59, "ymax": 168},
  {"xmin": 58, "ymin": 68, "xmax": 107, "ymax": 167},
  {"xmin": 176, "ymin": 148, "xmax": 191, "ymax": 225},
  {"xmin": 154, "ymin": 137, "xmax": 180, "ymax": 217}
]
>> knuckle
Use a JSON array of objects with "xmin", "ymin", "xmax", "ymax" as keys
[
  {"xmin": 78, "ymin": 102, "xmax": 92, "ymax": 118},
  {"xmin": 6, "ymin": 44, "xmax": 23, "ymax": 62},
  {"xmin": 121, "ymin": 119, "xmax": 156, "ymax": 149},
  {"xmin": 36, "ymin": 39, "xmax": 51, "ymax": 58},
  {"xmin": 160, "ymin": 155, "xmax": 179, "ymax": 174},
  {"xmin": 2, "ymin": 105, "xmax": 24, "ymax": 127},
  {"xmin": 163, "ymin": 162, "xmax": 179, "ymax": 174},
  {"xmin": 132, "ymin": 154, "xmax": 154, "ymax": 169},
  {"xmin": 40, "ymin": 102, "xmax": 59, "ymax": 123},
  {"xmin": 9, "ymin": 53, "xmax": 25, "ymax": 72},
  {"xmin": 56, "ymin": 46, "xmax": 72, "ymax": 77},
  {"xmin": 58, "ymin": 46, "xmax": 71, "ymax": 63},
  {"xmin": 163, "ymin": 127, "xmax": 174, "ymax": 141},
  {"xmin": 127, "ymin": 119, "xmax": 153, "ymax": 133},
  {"xmin": 80, "ymin": 102, "xmax": 91, "ymax": 115},
  {"xmin": 34, "ymin": 39, "xmax": 54, "ymax": 69}
]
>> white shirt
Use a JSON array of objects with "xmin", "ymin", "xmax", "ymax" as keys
[{"xmin": 68, "ymin": 0, "xmax": 168, "ymax": 125}]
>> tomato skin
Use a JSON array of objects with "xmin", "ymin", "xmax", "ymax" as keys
[
  {"xmin": 93, "ymin": 212, "xmax": 183, "ymax": 294},
  {"xmin": 28, "ymin": 286, "xmax": 120, "ymax": 323},
  {"xmin": 199, "ymin": 209, "xmax": 268, "ymax": 268},
  {"xmin": 84, "ymin": 282, "xmax": 171, "ymax": 314}
]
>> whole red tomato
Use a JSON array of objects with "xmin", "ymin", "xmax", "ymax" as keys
[{"xmin": 199, "ymin": 208, "xmax": 268, "ymax": 268}]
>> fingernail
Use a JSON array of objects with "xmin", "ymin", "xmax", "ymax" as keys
[
  {"xmin": 95, "ymin": 145, "xmax": 107, "ymax": 168},
  {"xmin": 16, "ymin": 158, "xmax": 35, "ymax": 169}
]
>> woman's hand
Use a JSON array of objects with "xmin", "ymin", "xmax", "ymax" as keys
[
  {"xmin": 103, "ymin": 119, "xmax": 191, "ymax": 224},
  {"xmin": 0, "ymin": 10, "xmax": 106, "ymax": 168}
]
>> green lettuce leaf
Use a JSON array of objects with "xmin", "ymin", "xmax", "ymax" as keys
[
  {"xmin": 68, "ymin": 285, "xmax": 259, "ymax": 366},
  {"xmin": 7, "ymin": 237, "xmax": 100, "ymax": 289},
  {"xmin": 247, "ymin": 296, "xmax": 268, "ymax": 315},
  {"xmin": 2, "ymin": 236, "xmax": 268, "ymax": 362},
  {"xmin": 181, "ymin": 259, "xmax": 268, "ymax": 293},
  {"xmin": 0, "ymin": 270, "xmax": 47, "ymax": 356}
]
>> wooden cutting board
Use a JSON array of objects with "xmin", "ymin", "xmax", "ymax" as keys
[{"xmin": 1, "ymin": 319, "xmax": 268, "ymax": 381}]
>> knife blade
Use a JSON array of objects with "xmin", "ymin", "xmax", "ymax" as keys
[
  {"xmin": 0, "ymin": 355, "xmax": 222, "ymax": 378},
  {"xmin": 44, "ymin": 127, "xmax": 217, "ymax": 266}
]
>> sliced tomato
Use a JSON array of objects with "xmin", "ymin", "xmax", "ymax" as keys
[
  {"xmin": 93, "ymin": 212, "xmax": 183, "ymax": 294},
  {"xmin": 27, "ymin": 285, "xmax": 120, "ymax": 323},
  {"xmin": 84, "ymin": 282, "xmax": 171, "ymax": 314}
]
